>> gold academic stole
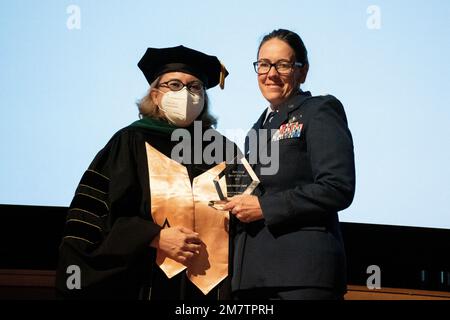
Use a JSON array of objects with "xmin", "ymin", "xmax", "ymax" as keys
[{"xmin": 145, "ymin": 143, "xmax": 228, "ymax": 295}]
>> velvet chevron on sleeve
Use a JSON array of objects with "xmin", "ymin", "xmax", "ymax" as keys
[
  {"xmin": 56, "ymin": 129, "xmax": 163, "ymax": 299},
  {"xmin": 56, "ymin": 125, "xmax": 234, "ymax": 300}
]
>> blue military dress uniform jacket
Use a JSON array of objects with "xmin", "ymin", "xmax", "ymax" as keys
[{"xmin": 232, "ymin": 91, "xmax": 356, "ymax": 294}]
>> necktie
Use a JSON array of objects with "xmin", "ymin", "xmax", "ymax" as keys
[{"xmin": 263, "ymin": 111, "xmax": 276, "ymax": 128}]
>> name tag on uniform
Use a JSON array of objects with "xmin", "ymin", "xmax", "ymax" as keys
[{"xmin": 272, "ymin": 122, "xmax": 303, "ymax": 141}]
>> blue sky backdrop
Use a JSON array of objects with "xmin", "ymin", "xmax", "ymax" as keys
[{"xmin": 1, "ymin": 0, "xmax": 449, "ymax": 228}]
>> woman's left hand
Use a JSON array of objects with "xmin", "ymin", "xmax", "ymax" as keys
[{"xmin": 222, "ymin": 195, "xmax": 264, "ymax": 223}]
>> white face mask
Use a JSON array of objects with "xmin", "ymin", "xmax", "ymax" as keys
[{"xmin": 158, "ymin": 88, "xmax": 205, "ymax": 127}]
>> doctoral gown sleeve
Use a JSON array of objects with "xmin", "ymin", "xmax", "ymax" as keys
[{"xmin": 55, "ymin": 129, "xmax": 161, "ymax": 298}]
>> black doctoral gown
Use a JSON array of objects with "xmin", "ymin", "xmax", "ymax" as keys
[{"xmin": 55, "ymin": 118, "xmax": 237, "ymax": 300}]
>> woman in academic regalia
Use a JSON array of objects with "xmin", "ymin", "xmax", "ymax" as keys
[{"xmin": 55, "ymin": 46, "xmax": 235, "ymax": 300}]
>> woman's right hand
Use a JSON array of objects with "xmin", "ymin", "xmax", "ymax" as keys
[{"xmin": 150, "ymin": 226, "xmax": 201, "ymax": 264}]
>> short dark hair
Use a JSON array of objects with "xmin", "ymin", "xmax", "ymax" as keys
[{"xmin": 257, "ymin": 29, "xmax": 308, "ymax": 65}]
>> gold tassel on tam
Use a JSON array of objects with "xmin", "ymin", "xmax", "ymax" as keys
[{"xmin": 219, "ymin": 62, "xmax": 228, "ymax": 90}]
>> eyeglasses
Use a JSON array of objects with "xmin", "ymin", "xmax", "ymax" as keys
[
  {"xmin": 158, "ymin": 79, "xmax": 204, "ymax": 94},
  {"xmin": 253, "ymin": 60, "xmax": 303, "ymax": 75}
]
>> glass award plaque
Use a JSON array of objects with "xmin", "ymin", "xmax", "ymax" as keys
[{"xmin": 208, "ymin": 156, "xmax": 260, "ymax": 210}]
